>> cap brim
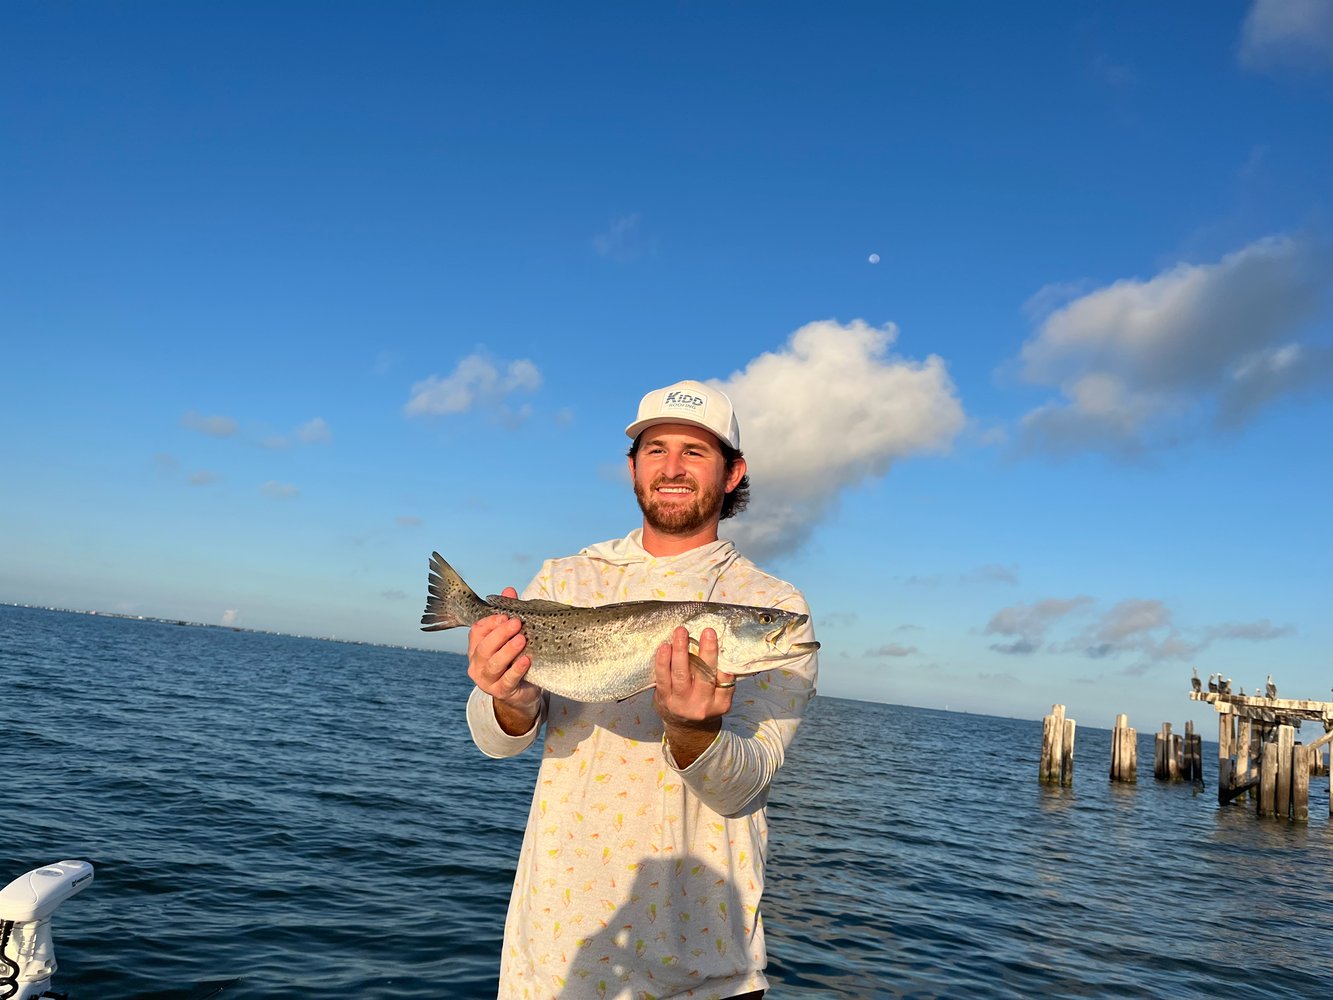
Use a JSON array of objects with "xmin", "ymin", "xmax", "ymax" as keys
[{"xmin": 625, "ymin": 417, "xmax": 730, "ymax": 447}]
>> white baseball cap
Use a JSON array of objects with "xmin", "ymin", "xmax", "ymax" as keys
[{"xmin": 624, "ymin": 379, "xmax": 741, "ymax": 450}]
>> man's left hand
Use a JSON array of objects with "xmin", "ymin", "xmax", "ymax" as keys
[{"xmin": 654, "ymin": 625, "xmax": 734, "ymax": 767}]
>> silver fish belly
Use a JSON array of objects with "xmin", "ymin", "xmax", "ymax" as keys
[{"xmin": 420, "ymin": 552, "xmax": 818, "ymax": 702}]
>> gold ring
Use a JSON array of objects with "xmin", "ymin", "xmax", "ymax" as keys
[{"xmin": 715, "ymin": 680, "xmax": 736, "ymax": 689}]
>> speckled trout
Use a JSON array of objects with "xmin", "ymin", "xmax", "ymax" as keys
[{"xmin": 420, "ymin": 552, "xmax": 819, "ymax": 702}]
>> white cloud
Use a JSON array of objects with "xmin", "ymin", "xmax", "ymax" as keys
[
  {"xmin": 593, "ymin": 213, "xmax": 651, "ymax": 262},
  {"xmin": 261, "ymin": 417, "xmax": 333, "ymax": 450},
  {"xmin": 1204, "ymin": 619, "xmax": 1296, "ymax": 642},
  {"xmin": 987, "ymin": 595, "xmax": 1297, "ymax": 672},
  {"xmin": 405, "ymin": 351, "xmax": 542, "ymax": 420},
  {"xmin": 182, "ymin": 410, "xmax": 238, "ymax": 438},
  {"xmin": 1240, "ymin": 0, "xmax": 1333, "ymax": 72},
  {"xmin": 717, "ymin": 319, "xmax": 966, "ymax": 560},
  {"xmin": 220, "ymin": 609, "xmax": 239, "ymax": 627},
  {"xmin": 1015, "ymin": 235, "xmax": 1331, "ymax": 456},
  {"xmin": 868, "ymin": 643, "xmax": 918, "ymax": 658},
  {"xmin": 295, "ymin": 417, "xmax": 331, "ymax": 444},
  {"xmin": 986, "ymin": 597, "xmax": 1094, "ymax": 655},
  {"xmin": 260, "ymin": 481, "xmax": 299, "ymax": 499}
]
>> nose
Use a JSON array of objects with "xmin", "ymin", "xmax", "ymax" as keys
[{"xmin": 662, "ymin": 449, "xmax": 686, "ymax": 478}]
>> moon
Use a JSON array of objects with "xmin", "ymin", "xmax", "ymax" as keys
[{"xmin": 868, "ymin": 253, "xmax": 880, "ymax": 264}]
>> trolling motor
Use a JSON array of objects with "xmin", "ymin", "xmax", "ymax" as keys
[{"xmin": 0, "ymin": 861, "xmax": 94, "ymax": 1000}]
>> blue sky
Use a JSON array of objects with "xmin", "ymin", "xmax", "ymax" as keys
[{"xmin": 3, "ymin": 2, "xmax": 1331, "ymax": 730}]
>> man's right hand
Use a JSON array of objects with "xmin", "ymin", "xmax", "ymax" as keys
[{"xmin": 467, "ymin": 587, "xmax": 542, "ymax": 735}]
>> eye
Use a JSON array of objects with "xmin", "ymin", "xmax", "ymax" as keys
[{"xmin": 758, "ymin": 613, "xmax": 772, "ymax": 624}]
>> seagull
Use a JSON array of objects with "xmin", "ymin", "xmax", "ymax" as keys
[
  {"xmin": 1191, "ymin": 667, "xmax": 1202, "ymax": 693},
  {"xmin": 1208, "ymin": 674, "xmax": 1218, "ymax": 694},
  {"xmin": 1220, "ymin": 677, "xmax": 1232, "ymax": 696},
  {"xmin": 1266, "ymin": 674, "xmax": 1277, "ymax": 700}
]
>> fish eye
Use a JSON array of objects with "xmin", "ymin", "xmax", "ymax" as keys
[{"xmin": 759, "ymin": 613, "xmax": 772, "ymax": 624}]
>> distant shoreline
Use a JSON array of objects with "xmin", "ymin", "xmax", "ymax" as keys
[{"xmin": 0, "ymin": 602, "xmax": 434, "ymax": 652}]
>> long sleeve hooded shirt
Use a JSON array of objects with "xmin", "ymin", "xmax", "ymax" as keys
[{"xmin": 467, "ymin": 530, "xmax": 819, "ymax": 1000}]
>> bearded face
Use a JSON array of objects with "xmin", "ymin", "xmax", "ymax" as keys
[
  {"xmin": 629, "ymin": 425, "xmax": 736, "ymax": 538},
  {"xmin": 633, "ymin": 469, "xmax": 726, "ymax": 536}
]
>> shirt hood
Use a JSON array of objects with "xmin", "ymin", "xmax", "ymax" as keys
[{"xmin": 579, "ymin": 529, "xmax": 742, "ymax": 599}]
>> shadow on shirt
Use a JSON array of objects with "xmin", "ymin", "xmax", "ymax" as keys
[{"xmin": 554, "ymin": 853, "xmax": 762, "ymax": 1000}]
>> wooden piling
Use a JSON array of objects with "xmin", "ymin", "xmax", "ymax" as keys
[
  {"xmin": 1039, "ymin": 704, "xmax": 1075, "ymax": 785},
  {"xmin": 1110, "ymin": 714, "xmax": 1137, "ymax": 783},
  {"xmin": 1259, "ymin": 741, "xmax": 1278, "ymax": 817},
  {"xmin": 1277, "ymin": 725, "xmax": 1294, "ymax": 819},
  {"xmin": 1236, "ymin": 717, "xmax": 1252, "ymax": 800},
  {"xmin": 1154, "ymin": 723, "xmax": 1173, "ymax": 781},
  {"xmin": 1061, "ymin": 718, "xmax": 1076, "ymax": 787},
  {"xmin": 1292, "ymin": 745, "xmax": 1310, "ymax": 823},
  {"xmin": 1217, "ymin": 713, "xmax": 1233, "ymax": 800}
]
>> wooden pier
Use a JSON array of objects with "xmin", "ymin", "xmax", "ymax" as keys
[{"xmin": 1190, "ymin": 679, "xmax": 1333, "ymax": 821}]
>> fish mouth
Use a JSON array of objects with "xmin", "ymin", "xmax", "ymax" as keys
[{"xmin": 761, "ymin": 614, "xmax": 819, "ymax": 658}]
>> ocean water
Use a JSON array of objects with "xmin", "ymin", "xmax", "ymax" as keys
[{"xmin": 3, "ymin": 604, "xmax": 1332, "ymax": 999}]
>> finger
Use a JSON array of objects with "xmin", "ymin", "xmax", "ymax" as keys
[
  {"xmin": 470, "ymin": 621, "xmax": 523, "ymax": 680},
  {"xmin": 468, "ymin": 613, "xmax": 516, "ymax": 655},
  {"xmin": 654, "ymin": 639, "xmax": 673, "ymax": 694},
  {"xmin": 697, "ymin": 628, "xmax": 731, "ymax": 691},
  {"xmin": 494, "ymin": 652, "xmax": 533, "ymax": 696},
  {"xmin": 671, "ymin": 626, "xmax": 693, "ymax": 688},
  {"xmin": 468, "ymin": 619, "xmax": 526, "ymax": 685}
]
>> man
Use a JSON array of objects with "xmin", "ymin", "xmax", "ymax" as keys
[{"xmin": 466, "ymin": 379, "xmax": 819, "ymax": 1000}]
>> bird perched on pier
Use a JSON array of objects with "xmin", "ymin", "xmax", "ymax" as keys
[
  {"xmin": 1191, "ymin": 667, "xmax": 1202, "ymax": 693},
  {"xmin": 1208, "ymin": 674, "xmax": 1219, "ymax": 694},
  {"xmin": 1219, "ymin": 677, "xmax": 1232, "ymax": 696},
  {"xmin": 1266, "ymin": 674, "xmax": 1277, "ymax": 700},
  {"xmin": 1239, "ymin": 686, "xmax": 1246, "ymax": 697}
]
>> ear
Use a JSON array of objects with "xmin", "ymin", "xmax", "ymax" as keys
[{"xmin": 724, "ymin": 456, "xmax": 747, "ymax": 493}]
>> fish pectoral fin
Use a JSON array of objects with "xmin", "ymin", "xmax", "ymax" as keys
[
  {"xmin": 616, "ymin": 683, "xmax": 656, "ymax": 703},
  {"xmin": 689, "ymin": 652, "xmax": 718, "ymax": 685}
]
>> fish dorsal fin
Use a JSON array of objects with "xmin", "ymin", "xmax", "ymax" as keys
[{"xmin": 486, "ymin": 595, "xmax": 571, "ymax": 613}]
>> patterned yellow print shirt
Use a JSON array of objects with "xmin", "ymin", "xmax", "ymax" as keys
[{"xmin": 466, "ymin": 530, "xmax": 819, "ymax": 1000}]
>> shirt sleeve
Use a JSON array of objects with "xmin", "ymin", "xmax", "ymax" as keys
[
  {"xmin": 466, "ymin": 686, "xmax": 548, "ymax": 758},
  {"xmin": 663, "ymin": 588, "xmax": 819, "ymax": 817},
  {"xmin": 464, "ymin": 562, "xmax": 554, "ymax": 758}
]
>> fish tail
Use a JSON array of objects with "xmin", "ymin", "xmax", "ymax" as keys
[{"xmin": 420, "ymin": 552, "xmax": 488, "ymax": 632}]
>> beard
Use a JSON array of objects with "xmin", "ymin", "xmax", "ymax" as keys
[{"xmin": 634, "ymin": 475, "xmax": 725, "ymax": 536}]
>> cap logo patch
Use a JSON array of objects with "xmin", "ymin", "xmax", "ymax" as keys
[{"xmin": 662, "ymin": 390, "xmax": 706, "ymax": 413}]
